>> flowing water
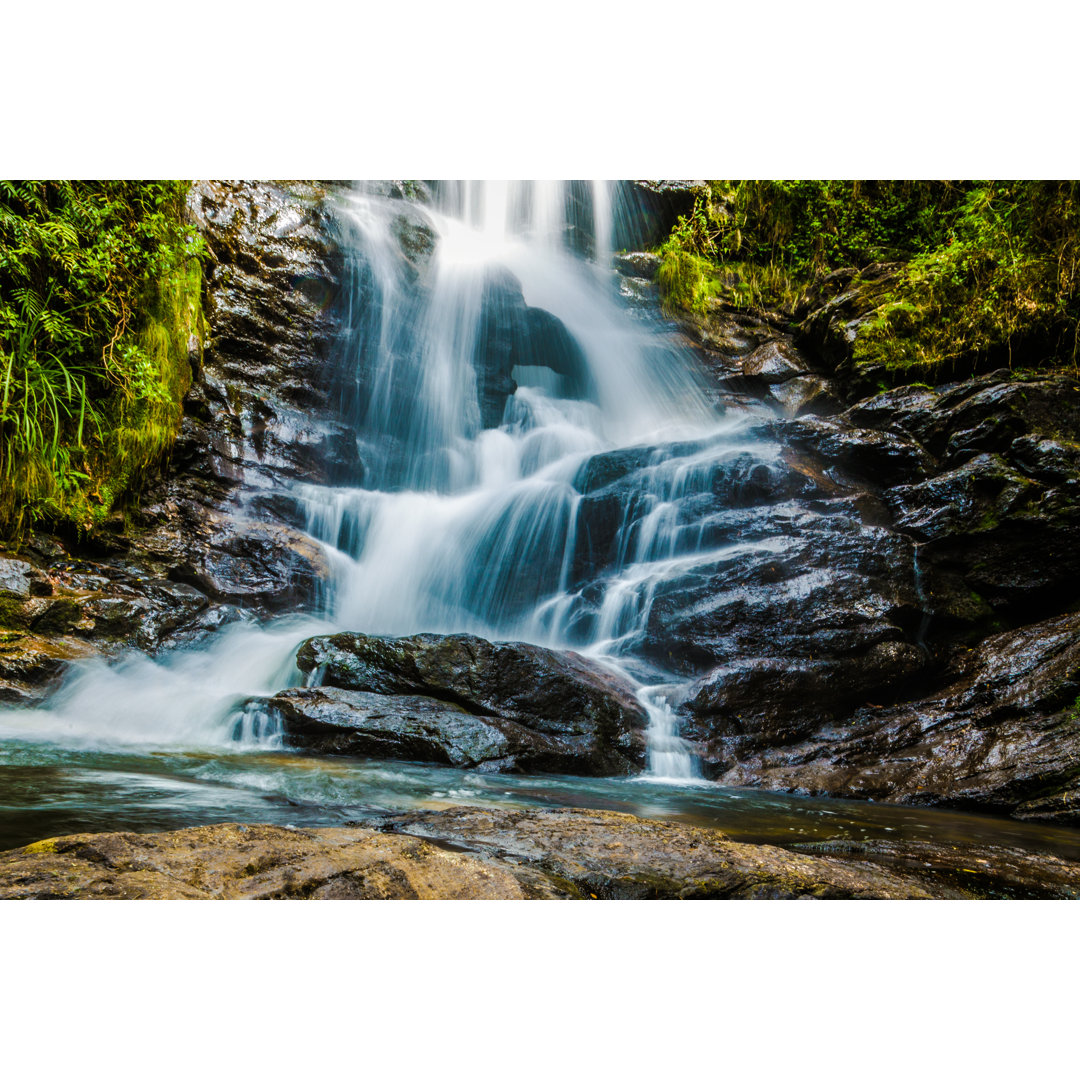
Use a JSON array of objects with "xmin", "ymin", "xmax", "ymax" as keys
[{"xmin": 1, "ymin": 181, "xmax": 1077, "ymax": 868}]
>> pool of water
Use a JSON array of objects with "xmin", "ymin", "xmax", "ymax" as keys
[{"xmin": 3, "ymin": 738, "xmax": 1078, "ymax": 863}]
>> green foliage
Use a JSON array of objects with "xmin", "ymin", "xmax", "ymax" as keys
[
  {"xmin": 656, "ymin": 181, "xmax": 1080, "ymax": 385},
  {"xmin": 706, "ymin": 180, "xmax": 965, "ymax": 274},
  {"xmin": 0, "ymin": 182, "xmax": 205, "ymax": 536},
  {"xmin": 853, "ymin": 182, "xmax": 1080, "ymax": 379},
  {"xmin": 656, "ymin": 193, "xmax": 722, "ymax": 313}
]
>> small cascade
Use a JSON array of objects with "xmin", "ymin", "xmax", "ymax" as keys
[
  {"xmin": 638, "ymin": 686, "xmax": 701, "ymax": 782},
  {"xmin": 229, "ymin": 700, "xmax": 285, "ymax": 749}
]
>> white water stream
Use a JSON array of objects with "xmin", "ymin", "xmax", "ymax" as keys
[{"xmin": 1, "ymin": 181, "xmax": 786, "ymax": 781}]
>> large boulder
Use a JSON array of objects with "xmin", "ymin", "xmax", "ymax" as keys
[
  {"xmin": 471, "ymin": 268, "xmax": 593, "ymax": 427},
  {"xmin": 266, "ymin": 685, "xmax": 630, "ymax": 774},
  {"xmin": 290, "ymin": 630, "xmax": 648, "ymax": 775}
]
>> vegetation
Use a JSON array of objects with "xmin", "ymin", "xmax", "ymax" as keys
[
  {"xmin": 656, "ymin": 181, "xmax": 1080, "ymax": 384},
  {"xmin": 0, "ymin": 182, "xmax": 205, "ymax": 537}
]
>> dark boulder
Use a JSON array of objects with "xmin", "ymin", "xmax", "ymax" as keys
[
  {"xmin": 707, "ymin": 612, "xmax": 1080, "ymax": 824},
  {"xmin": 268, "ymin": 685, "xmax": 634, "ymax": 775},
  {"xmin": 293, "ymin": 630, "xmax": 648, "ymax": 774},
  {"xmin": 472, "ymin": 268, "xmax": 593, "ymax": 427}
]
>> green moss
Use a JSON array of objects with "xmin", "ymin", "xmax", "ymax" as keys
[
  {"xmin": 657, "ymin": 249, "xmax": 721, "ymax": 313},
  {"xmin": 0, "ymin": 595, "xmax": 28, "ymax": 628},
  {"xmin": 22, "ymin": 838, "xmax": 58, "ymax": 854},
  {"xmin": 25, "ymin": 253, "xmax": 202, "ymax": 534}
]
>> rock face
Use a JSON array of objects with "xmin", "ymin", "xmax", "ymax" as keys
[
  {"xmin": 712, "ymin": 612, "xmax": 1080, "ymax": 822},
  {"xmin": 127, "ymin": 180, "xmax": 349, "ymax": 614},
  {"xmin": 5, "ymin": 807, "xmax": 1051, "ymax": 900},
  {"xmin": 612, "ymin": 181, "xmax": 710, "ymax": 251},
  {"xmin": 620, "ymin": 246, "xmax": 1080, "ymax": 818},
  {"xmin": 282, "ymin": 631, "xmax": 649, "ymax": 775}
]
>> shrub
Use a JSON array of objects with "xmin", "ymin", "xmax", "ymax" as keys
[{"xmin": 0, "ymin": 181, "xmax": 205, "ymax": 536}]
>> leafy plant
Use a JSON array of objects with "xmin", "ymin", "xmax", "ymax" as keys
[{"xmin": 0, "ymin": 181, "xmax": 205, "ymax": 536}]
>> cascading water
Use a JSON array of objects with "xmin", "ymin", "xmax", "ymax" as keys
[
  {"xmin": 297, "ymin": 180, "xmax": 769, "ymax": 778},
  {"xmin": 0, "ymin": 180, "xmax": 777, "ymax": 780}
]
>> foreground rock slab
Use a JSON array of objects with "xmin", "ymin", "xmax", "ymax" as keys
[
  {"xmin": 0, "ymin": 807, "xmax": 1031, "ymax": 900},
  {"xmin": 0, "ymin": 822, "xmax": 548, "ymax": 900}
]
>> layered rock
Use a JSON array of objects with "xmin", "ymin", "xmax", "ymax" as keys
[
  {"xmin": 614, "ymin": 250, "xmax": 1080, "ymax": 817},
  {"xmin": 125, "ymin": 180, "xmax": 349, "ymax": 615}
]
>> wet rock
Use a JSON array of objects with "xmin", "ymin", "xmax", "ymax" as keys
[
  {"xmin": 886, "ymin": 453, "xmax": 1041, "ymax": 542},
  {"xmin": 294, "ymin": 631, "xmax": 648, "ymax": 774},
  {"xmin": 79, "ymin": 580, "xmax": 210, "ymax": 650},
  {"xmin": 472, "ymin": 268, "xmax": 593, "ymax": 427},
  {"xmin": 742, "ymin": 341, "xmax": 810, "ymax": 384},
  {"xmin": 268, "ymin": 686, "xmax": 631, "ymax": 774},
  {"xmin": 1010, "ymin": 433, "xmax": 1080, "ymax": 484},
  {"xmin": 640, "ymin": 503, "xmax": 922, "ymax": 674},
  {"xmin": 613, "ymin": 251, "xmax": 661, "ymax": 280},
  {"xmin": 680, "ymin": 639, "xmax": 927, "ymax": 755},
  {"xmin": 170, "ymin": 519, "xmax": 332, "ymax": 613},
  {"xmin": 768, "ymin": 375, "xmax": 838, "ymax": 417},
  {"xmin": 887, "ymin": 453, "xmax": 1080, "ymax": 620},
  {"xmin": 778, "ymin": 415, "xmax": 937, "ymax": 486},
  {"xmin": 710, "ymin": 612, "xmax": 1080, "ymax": 823},
  {"xmin": 390, "ymin": 205, "xmax": 437, "ymax": 278},
  {"xmin": 0, "ymin": 558, "xmax": 34, "ymax": 598},
  {"xmin": 616, "ymin": 275, "xmax": 660, "ymax": 309},
  {"xmin": 0, "ymin": 631, "xmax": 99, "ymax": 705}
]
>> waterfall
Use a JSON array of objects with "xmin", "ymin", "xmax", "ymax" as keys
[{"xmin": 2, "ymin": 181, "xmax": 784, "ymax": 781}]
